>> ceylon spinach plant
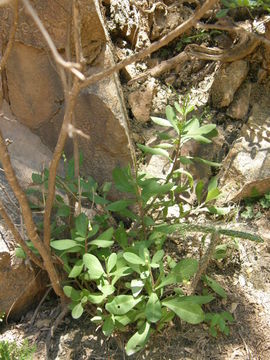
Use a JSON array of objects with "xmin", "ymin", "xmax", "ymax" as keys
[{"xmin": 18, "ymin": 98, "xmax": 263, "ymax": 356}]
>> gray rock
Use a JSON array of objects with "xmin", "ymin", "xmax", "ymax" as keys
[{"xmin": 211, "ymin": 60, "xmax": 249, "ymax": 108}]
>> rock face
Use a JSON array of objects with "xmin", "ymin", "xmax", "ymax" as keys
[
  {"xmin": 128, "ymin": 81, "xmax": 155, "ymax": 123},
  {"xmin": 218, "ymin": 80, "xmax": 270, "ymax": 202},
  {"xmin": 0, "ymin": 0, "xmax": 133, "ymax": 186},
  {"xmin": 0, "ymin": 103, "xmax": 59, "ymax": 318},
  {"xmin": 0, "ymin": 222, "xmax": 46, "ymax": 319},
  {"xmin": 211, "ymin": 60, "xmax": 249, "ymax": 108}
]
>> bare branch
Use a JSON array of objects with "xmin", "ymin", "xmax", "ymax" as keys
[
  {"xmin": 0, "ymin": 129, "xmax": 67, "ymax": 302},
  {"xmin": 0, "ymin": 198, "xmax": 44, "ymax": 268},
  {"xmin": 21, "ymin": 0, "xmax": 85, "ymax": 81},
  {"xmin": 81, "ymin": 0, "xmax": 218, "ymax": 89},
  {"xmin": 0, "ymin": 0, "xmax": 18, "ymax": 72},
  {"xmin": 43, "ymin": 81, "xmax": 81, "ymax": 248}
]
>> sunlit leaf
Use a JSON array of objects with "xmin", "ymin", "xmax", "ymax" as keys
[
  {"xmin": 105, "ymin": 295, "xmax": 142, "ymax": 315},
  {"xmin": 146, "ymin": 293, "xmax": 162, "ymax": 323},
  {"xmin": 162, "ymin": 298, "xmax": 204, "ymax": 324},
  {"xmin": 83, "ymin": 254, "xmax": 104, "ymax": 279},
  {"xmin": 125, "ymin": 322, "xmax": 151, "ymax": 356},
  {"xmin": 137, "ymin": 144, "xmax": 171, "ymax": 160}
]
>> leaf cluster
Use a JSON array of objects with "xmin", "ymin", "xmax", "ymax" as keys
[{"xmin": 17, "ymin": 97, "xmax": 263, "ymax": 356}]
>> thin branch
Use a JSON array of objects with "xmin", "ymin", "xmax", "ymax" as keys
[
  {"xmin": 0, "ymin": 198, "xmax": 44, "ymax": 268},
  {"xmin": 0, "ymin": 129, "xmax": 67, "ymax": 302},
  {"xmin": 43, "ymin": 81, "xmax": 81, "ymax": 248},
  {"xmin": 81, "ymin": 0, "xmax": 218, "ymax": 89},
  {"xmin": 128, "ymin": 51, "xmax": 189, "ymax": 84},
  {"xmin": 21, "ymin": 0, "xmax": 85, "ymax": 81},
  {"xmin": 0, "ymin": 0, "xmax": 18, "ymax": 72}
]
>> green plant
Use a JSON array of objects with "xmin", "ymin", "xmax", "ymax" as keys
[
  {"xmin": 205, "ymin": 311, "xmax": 234, "ymax": 337},
  {"xmin": 241, "ymin": 192, "xmax": 270, "ymax": 220},
  {"xmin": 0, "ymin": 340, "xmax": 36, "ymax": 360},
  {"xmin": 17, "ymin": 98, "xmax": 263, "ymax": 356},
  {"xmin": 217, "ymin": 0, "xmax": 270, "ymax": 17}
]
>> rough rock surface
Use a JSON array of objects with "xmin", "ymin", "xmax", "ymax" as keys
[
  {"xmin": 227, "ymin": 81, "xmax": 251, "ymax": 120},
  {"xmin": 0, "ymin": 0, "xmax": 133, "ymax": 186},
  {"xmin": 0, "ymin": 101, "xmax": 59, "ymax": 186},
  {"xmin": 218, "ymin": 80, "xmax": 270, "ymax": 202},
  {"xmin": 211, "ymin": 60, "xmax": 249, "ymax": 108},
  {"xmin": 128, "ymin": 81, "xmax": 155, "ymax": 123},
  {"xmin": 0, "ymin": 222, "xmax": 46, "ymax": 319},
  {"xmin": 0, "ymin": 104, "xmax": 59, "ymax": 319}
]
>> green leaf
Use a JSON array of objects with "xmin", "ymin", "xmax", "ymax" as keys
[
  {"xmin": 208, "ymin": 177, "xmax": 218, "ymax": 192},
  {"xmin": 88, "ymin": 224, "xmax": 99, "ymax": 238},
  {"xmin": 173, "ymin": 169, "xmax": 194, "ymax": 187},
  {"xmin": 123, "ymin": 252, "xmax": 145, "ymax": 265},
  {"xmin": 152, "ymin": 250, "xmax": 164, "ymax": 265},
  {"xmin": 89, "ymin": 239, "xmax": 114, "ymax": 248},
  {"xmin": 205, "ymin": 188, "xmax": 220, "ymax": 203},
  {"xmin": 203, "ymin": 275, "xmax": 227, "ymax": 298},
  {"xmin": 107, "ymin": 253, "xmax": 117, "ymax": 273},
  {"xmin": 75, "ymin": 213, "xmax": 89, "ymax": 237},
  {"xmin": 130, "ymin": 279, "xmax": 144, "ymax": 297},
  {"xmin": 83, "ymin": 254, "xmax": 104, "ymax": 280},
  {"xmin": 115, "ymin": 224, "xmax": 128, "ymax": 249},
  {"xmin": 207, "ymin": 206, "xmax": 230, "ymax": 215},
  {"xmin": 162, "ymin": 299, "xmax": 205, "ymax": 324},
  {"xmin": 177, "ymin": 295, "xmax": 215, "ymax": 304},
  {"xmin": 50, "ymin": 239, "xmax": 79, "ymax": 250},
  {"xmin": 125, "ymin": 322, "xmax": 151, "ymax": 356},
  {"xmin": 106, "ymin": 200, "xmax": 134, "ymax": 212},
  {"xmin": 64, "ymin": 286, "xmax": 81, "ymax": 301},
  {"xmin": 56, "ymin": 204, "xmax": 70, "ymax": 217},
  {"xmin": 195, "ymin": 180, "xmax": 204, "ymax": 204},
  {"xmin": 166, "ymin": 105, "xmax": 179, "ymax": 134},
  {"xmin": 173, "ymin": 258, "xmax": 198, "ymax": 281},
  {"xmin": 102, "ymin": 316, "xmax": 115, "ymax": 337},
  {"xmin": 193, "ymin": 157, "xmax": 221, "ymax": 167},
  {"xmin": 155, "ymin": 143, "xmax": 174, "ymax": 149},
  {"xmin": 99, "ymin": 283, "xmax": 115, "ymax": 296},
  {"xmin": 15, "ymin": 247, "xmax": 26, "ymax": 259},
  {"xmin": 151, "ymin": 116, "xmax": 172, "ymax": 127},
  {"xmin": 137, "ymin": 144, "xmax": 171, "ymax": 160},
  {"xmin": 106, "ymin": 295, "xmax": 142, "ymax": 315},
  {"xmin": 69, "ymin": 260, "xmax": 84, "ymax": 278},
  {"xmin": 146, "ymin": 293, "xmax": 162, "ymax": 323},
  {"xmin": 88, "ymin": 293, "xmax": 106, "ymax": 304},
  {"xmin": 155, "ymin": 273, "xmax": 178, "ymax": 290},
  {"xmin": 112, "ymin": 167, "xmax": 136, "ymax": 194},
  {"xmin": 32, "ymin": 173, "xmax": 43, "ymax": 184},
  {"xmin": 71, "ymin": 303, "xmax": 84, "ymax": 319},
  {"xmin": 90, "ymin": 227, "xmax": 114, "ymax": 248}
]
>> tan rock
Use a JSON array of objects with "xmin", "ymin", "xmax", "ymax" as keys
[
  {"xmin": 0, "ymin": 223, "xmax": 46, "ymax": 319},
  {"xmin": 0, "ymin": 0, "xmax": 134, "ymax": 189},
  {"xmin": 227, "ymin": 81, "xmax": 251, "ymax": 120},
  {"xmin": 211, "ymin": 60, "xmax": 249, "ymax": 108},
  {"xmin": 6, "ymin": 42, "xmax": 62, "ymax": 129},
  {"xmin": 128, "ymin": 82, "xmax": 155, "ymax": 123}
]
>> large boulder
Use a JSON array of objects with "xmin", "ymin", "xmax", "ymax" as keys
[
  {"xmin": 0, "ymin": 0, "xmax": 133, "ymax": 186},
  {"xmin": 0, "ymin": 223, "xmax": 46, "ymax": 320},
  {"xmin": 218, "ymin": 79, "xmax": 270, "ymax": 202}
]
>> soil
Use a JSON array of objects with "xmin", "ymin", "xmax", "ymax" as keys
[{"xmin": 1, "ymin": 1, "xmax": 270, "ymax": 359}]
